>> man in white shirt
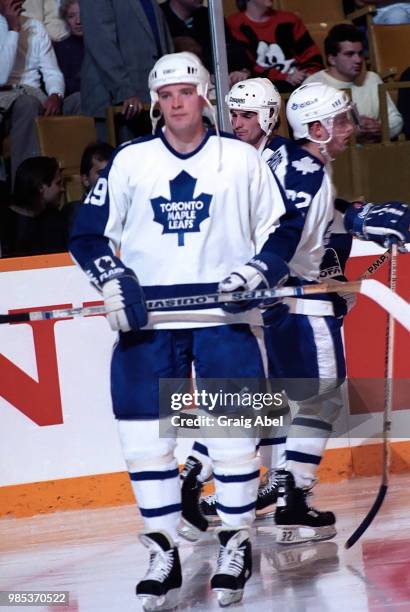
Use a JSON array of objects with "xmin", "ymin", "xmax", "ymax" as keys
[
  {"xmin": 0, "ymin": 0, "xmax": 65, "ymax": 182},
  {"xmin": 304, "ymin": 23, "xmax": 403, "ymax": 143},
  {"xmin": 22, "ymin": 0, "xmax": 68, "ymax": 41}
]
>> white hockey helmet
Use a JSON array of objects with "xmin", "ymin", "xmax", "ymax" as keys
[
  {"xmin": 286, "ymin": 82, "xmax": 353, "ymax": 141},
  {"xmin": 225, "ymin": 78, "xmax": 281, "ymax": 135},
  {"xmin": 148, "ymin": 52, "xmax": 212, "ymax": 133},
  {"xmin": 149, "ymin": 52, "xmax": 210, "ymax": 103}
]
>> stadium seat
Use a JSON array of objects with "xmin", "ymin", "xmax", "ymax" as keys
[
  {"xmin": 275, "ymin": 0, "xmax": 345, "ymax": 23},
  {"xmin": 105, "ymin": 105, "xmax": 151, "ymax": 147},
  {"xmin": 35, "ymin": 115, "xmax": 96, "ymax": 201},
  {"xmin": 333, "ymin": 81, "xmax": 410, "ymax": 202},
  {"xmin": 368, "ymin": 23, "xmax": 410, "ymax": 81},
  {"xmin": 307, "ymin": 21, "xmax": 351, "ymax": 61}
]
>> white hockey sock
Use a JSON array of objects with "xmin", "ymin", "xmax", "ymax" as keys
[
  {"xmin": 212, "ymin": 456, "xmax": 260, "ymax": 528},
  {"xmin": 117, "ymin": 419, "xmax": 180, "ymax": 541},
  {"xmin": 286, "ymin": 416, "xmax": 331, "ymax": 489}
]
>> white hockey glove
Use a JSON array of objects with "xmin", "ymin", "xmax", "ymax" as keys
[
  {"xmin": 85, "ymin": 254, "xmax": 148, "ymax": 332},
  {"xmin": 218, "ymin": 254, "xmax": 289, "ymax": 313}
]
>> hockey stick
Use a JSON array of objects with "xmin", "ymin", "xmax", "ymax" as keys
[
  {"xmin": 359, "ymin": 249, "xmax": 390, "ymax": 280},
  {"xmin": 345, "ymin": 243, "xmax": 398, "ymax": 549},
  {"xmin": 1, "ymin": 275, "xmax": 408, "ymax": 329}
]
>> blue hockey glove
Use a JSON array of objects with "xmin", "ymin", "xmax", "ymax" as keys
[
  {"xmin": 85, "ymin": 254, "xmax": 148, "ymax": 332},
  {"xmin": 218, "ymin": 253, "xmax": 289, "ymax": 314},
  {"xmin": 344, "ymin": 201, "xmax": 410, "ymax": 247}
]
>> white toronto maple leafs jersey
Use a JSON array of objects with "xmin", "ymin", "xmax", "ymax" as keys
[
  {"xmin": 70, "ymin": 129, "xmax": 287, "ymax": 329},
  {"xmin": 262, "ymin": 137, "xmax": 335, "ymax": 282}
]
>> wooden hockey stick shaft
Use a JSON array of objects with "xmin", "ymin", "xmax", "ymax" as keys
[
  {"xmin": 345, "ymin": 243, "xmax": 398, "ymax": 549},
  {"xmin": 359, "ymin": 249, "xmax": 390, "ymax": 280},
  {"xmin": 1, "ymin": 251, "xmax": 408, "ymax": 329}
]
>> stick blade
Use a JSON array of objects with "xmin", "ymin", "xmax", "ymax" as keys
[
  {"xmin": 344, "ymin": 484, "xmax": 387, "ymax": 549},
  {"xmin": 361, "ymin": 280, "xmax": 410, "ymax": 332}
]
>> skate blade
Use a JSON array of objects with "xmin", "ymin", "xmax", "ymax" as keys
[
  {"xmin": 255, "ymin": 509, "xmax": 275, "ymax": 523},
  {"xmin": 177, "ymin": 518, "xmax": 207, "ymax": 543},
  {"xmin": 214, "ymin": 588, "xmax": 244, "ymax": 607},
  {"xmin": 138, "ymin": 588, "xmax": 179, "ymax": 611},
  {"xmin": 276, "ymin": 524, "xmax": 337, "ymax": 545}
]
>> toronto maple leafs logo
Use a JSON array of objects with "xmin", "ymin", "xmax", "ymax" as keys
[
  {"xmin": 150, "ymin": 171, "xmax": 212, "ymax": 246},
  {"xmin": 94, "ymin": 256, "xmax": 116, "ymax": 273},
  {"xmin": 292, "ymin": 157, "xmax": 321, "ymax": 176}
]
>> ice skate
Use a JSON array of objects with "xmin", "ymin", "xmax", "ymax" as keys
[
  {"xmin": 199, "ymin": 493, "xmax": 221, "ymax": 526},
  {"xmin": 136, "ymin": 531, "xmax": 182, "ymax": 611},
  {"xmin": 178, "ymin": 456, "xmax": 209, "ymax": 542},
  {"xmin": 254, "ymin": 469, "xmax": 280, "ymax": 521},
  {"xmin": 274, "ymin": 470, "xmax": 336, "ymax": 545},
  {"xmin": 211, "ymin": 528, "xmax": 252, "ymax": 607}
]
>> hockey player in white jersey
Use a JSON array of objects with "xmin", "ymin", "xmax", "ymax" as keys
[
  {"xmin": 69, "ymin": 53, "xmax": 297, "ymax": 609},
  {"xmin": 180, "ymin": 78, "xmax": 410, "ymax": 545}
]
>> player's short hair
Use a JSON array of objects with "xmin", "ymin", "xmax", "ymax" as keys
[
  {"xmin": 324, "ymin": 24, "xmax": 365, "ymax": 60},
  {"xmin": 80, "ymin": 142, "xmax": 114, "ymax": 177}
]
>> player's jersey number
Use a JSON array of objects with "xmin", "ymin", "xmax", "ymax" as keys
[{"xmin": 84, "ymin": 178, "xmax": 108, "ymax": 206}]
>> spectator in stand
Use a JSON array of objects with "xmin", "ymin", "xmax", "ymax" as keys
[
  {"xmin": 398, "ymin": 67, "xmax": 410, "ymax": 139},
  {"xmin": 64, "ymin": 141, "xmax": 115, "ymax": 233},
  {"xmin": 161, "ymin": 0, "xmax": 251, "ymax": 85},
  {"xmin": 227, "ymin": 0, "xmax": 324, "ymax": 93},
  {"xmin": 53, "ymin": 0, "xmax": 83, "ymax": 114},
  {"xmin": 80, "ymin": 141, "xmax": 114, "ymax": 194},
  {"xmin": 0, "ymin": 0, "xmax": 65, "ymax": 183},
  {"xmin": 23, "ymin": 0, "xmax": 68, "ymax": 41},
  {"xmin": 352, "ymin": 1, "xmax": 410, "ymax": 24},
  {"xmin": 80, "ymin": 0, "xmax": 173, "ymax": 141},
  {"xmin": 304, "ymin": 24, "xmax": 403, "ymax": 143},
  {"xmin": 0, "ymin": 156, "xmax": 70, "ymax": 257}
]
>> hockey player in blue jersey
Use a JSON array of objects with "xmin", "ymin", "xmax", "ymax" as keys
[
  {"xmin": 180, "ymin": 78, "xmax": 410, "ymax": 546},
  {"xmin": 69, "ymin": 53, "xmax": 297, "ymax": 609}
]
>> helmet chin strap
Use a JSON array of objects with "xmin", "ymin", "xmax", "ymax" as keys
[
  {"xmin": 318, "ymin": 142, "xmax": 335, "ymax": 163},
  {"xmin": 308, "ymin": 117, "xmax": 334, "ymax": 162},
  {"xmin": 202, "ymin": 97, "xmax": 223, "ymax": 172},
  {"xmin": 257, "ymin": 134, "xmax": 269, "ymax": 153}
]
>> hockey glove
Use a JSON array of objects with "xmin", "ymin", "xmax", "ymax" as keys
[
  {"xmin": 85, "ymin": 254, "xmax": 148, "ymax": 332},
  {"xmin": 218, "ymin": 253, "xmax": 289, "ymax": 314},
  {"xmin": 344, "ymin": 201, "xmax": 410, "ymax": 248}
]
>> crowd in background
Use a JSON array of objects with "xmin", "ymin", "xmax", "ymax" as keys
[{"xmin": 0, "ymin": 0, "xmax": 409, "ymax": 258}]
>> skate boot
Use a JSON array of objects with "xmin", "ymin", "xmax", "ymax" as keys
[
  {"xmin": 211, "ymin": 529, "xmax": 252, "ymax": 607},
  {"xmin": 274, "ymin": 470, "xmax": 336, "ymax": 545},
  {"xmin": 200, "ymin": 493, "xmax": 221, "ymax": 526},
  {"xmin": 178, "ymin": 456, "xmax": 209, "ymax": 542},
  {"xmin": 136, "ymin": 531, "xmax": 182, "ymax": 611},
  {"xmin": 254, "ymin": 469, "xmax": 279, "ymax": 521}
]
